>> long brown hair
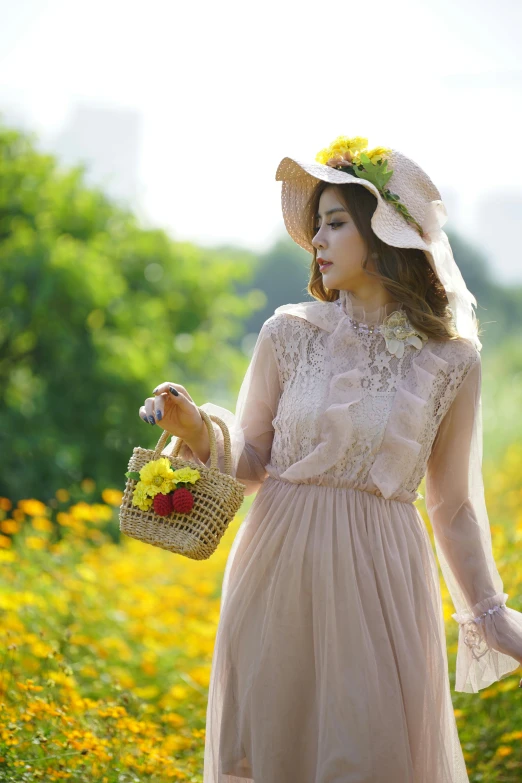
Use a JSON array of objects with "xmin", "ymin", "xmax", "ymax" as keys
[{"xmin": 303, "ymin": 181, "xmax": 477, "ymax": 343}]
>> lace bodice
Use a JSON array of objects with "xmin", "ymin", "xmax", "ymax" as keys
[{"xmin": 260, "ymin": 292, "xmax": 477, "ymax": 503}]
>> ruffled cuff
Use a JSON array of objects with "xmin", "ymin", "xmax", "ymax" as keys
[{"xmin": 452, "ymin": 592, "xmax": 522, "ymax": 693}]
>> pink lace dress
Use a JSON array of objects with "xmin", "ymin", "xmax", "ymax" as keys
[{"xmin": 165, "ymin": 289, "xmax": 522, "ymax": 783}]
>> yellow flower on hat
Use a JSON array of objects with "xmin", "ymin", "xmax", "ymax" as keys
[
  {"xmin": 139, "ymin": 457, "xmax": 177, "ymax": 497},
  {"xmin": 315, "ymin": 136, "xmax": 368, "ymax": 165},
  {"xmin": 365, "ymin": 145, "xmax": 392, "ymax": 165}
]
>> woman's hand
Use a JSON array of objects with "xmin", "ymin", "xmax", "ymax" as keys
[
  {"xmin": 139, "ymin": 382, "xmax": 205, "ymax": 443},
  {"xmin": 486, "ymin": 619, "xmax": 522, "ymax": 668}
]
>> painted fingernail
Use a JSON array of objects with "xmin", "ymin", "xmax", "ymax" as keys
[
  {"xmin": 141, "ymin": 416, "xmax": 149, "ymax": 423},
  {"xmin": 156, "ymin": 411, "xmax": 162, "ymax": 421},
  {"xmin": 153, "ymin": 387, "xmax": 159, "ymax": 393},
  {"xmin": 169, "ymin": 386, "xmax": 179, "ymax": 396},
  {"xmin": 148, "ymin": 415, "xmax": 156, "ymax": 425}
]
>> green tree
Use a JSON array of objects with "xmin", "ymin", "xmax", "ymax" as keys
[{"xmin": 0, "ymin": 120, "xmax": 264, "ymax": 504}]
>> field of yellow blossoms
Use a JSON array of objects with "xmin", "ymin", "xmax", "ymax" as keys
[{"xmin": 1, "ymin": 446, "xmax": 522, "ymax": 782}]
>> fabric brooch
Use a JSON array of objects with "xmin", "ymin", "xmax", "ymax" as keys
[
  {"xmin": 377, "ymin": 310, "xmax": 428, "ymax": 358},
  {"xmin": 315, "ymin": 135, "xmax": 425, "ymax": 238}
]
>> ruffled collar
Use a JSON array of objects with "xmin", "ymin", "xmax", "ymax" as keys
[
  {"xmin": 273, "ymin": 291, "xmax": 429, "ymax": 358},
  {"xmin": 336, "ymin": 289, "xmax": 404, "ymax": 326}
]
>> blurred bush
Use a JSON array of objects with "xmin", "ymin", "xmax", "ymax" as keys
[{"xmin": 0, "ymin": 121, "xmax": 266, "ymax": 504}]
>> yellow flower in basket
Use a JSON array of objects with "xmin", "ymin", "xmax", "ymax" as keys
[
  {"xmin": 132, "ymin": 482, "xmax": 154, "ymax": 511},
  {"xmin": 139, "ymin": 457, "xmax": 177, "ymax": 498},
  {"xmin": 171, "ymin": 467, "xmax": 201, "ymax": 485}
]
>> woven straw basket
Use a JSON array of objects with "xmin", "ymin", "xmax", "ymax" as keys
[{"xmin": 119, "ymin": 409, "xmax": 245, "ymax": 560}]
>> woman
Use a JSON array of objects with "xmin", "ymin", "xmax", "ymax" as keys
[{"xmin": 141, "ymin": 136, "xmax": 522, "ymax": 782}]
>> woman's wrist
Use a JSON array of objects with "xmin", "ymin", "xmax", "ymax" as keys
[{"xmin": 183, "ymin": 417, "xmax": 211, "ymax": 464}]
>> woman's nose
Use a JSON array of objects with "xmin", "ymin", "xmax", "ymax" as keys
[{"xmin": 312, "ymin": 227, "xmax": 326, "ymax": 249}]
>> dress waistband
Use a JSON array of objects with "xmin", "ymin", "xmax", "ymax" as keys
[{"xmin": 264, "ymin": 470, "xmax": 418, "ymax": 505}]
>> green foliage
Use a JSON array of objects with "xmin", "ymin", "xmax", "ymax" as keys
[
  {"xmin": 236, "ymin": 236, "xmax": 311, "ymax": 334},
  {"xmin": 353, "ymin": 152, "xmax": 394, "ymax": 191},
  {"xmin": 0, "ymin": 121, "xmax": 265, "ymax": 504}
]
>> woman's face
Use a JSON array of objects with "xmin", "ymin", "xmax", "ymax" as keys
[{"xmin": 312, "ymin": 186, "xmax": 371, "ymax": 289}]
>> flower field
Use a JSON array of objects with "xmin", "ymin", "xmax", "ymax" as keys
[{"xmin": 1, "ymin": 446, "xmax": 522, "ymax": 782}]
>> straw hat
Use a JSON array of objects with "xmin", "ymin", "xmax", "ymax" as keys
[{"xmin": 275, "ymin": 136, "xmax": 481, "ymax": 350}]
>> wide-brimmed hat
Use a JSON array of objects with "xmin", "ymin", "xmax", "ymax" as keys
[
  {"xmin": 275, "ymin": 136, "xmax": 481, "ymax": 350},
  {"xmin": 276, "ymin": 149, "xmax": 440, "ymax": 257}
]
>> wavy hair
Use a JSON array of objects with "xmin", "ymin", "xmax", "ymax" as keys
[{"xmin": 303, "ymin": 180, "xmax": 478, "ymax": 343}]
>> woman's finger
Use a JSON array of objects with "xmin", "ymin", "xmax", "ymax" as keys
[
  {"xmin": 152, "ymin": 382, "xmax": 194, "ymax": 403},
  {"xmin": 138, "ymin": 405, "xmax": 150, "ymax": 424},
  {"xmin": 153, "ymin": 392, "xmax": 168, "ymax": 422},
  {"xmin": 142, "ymin": 390, "xmax": 189, "ymax": 427},
  {"xmin": 144, "ymin": 397, "xmax": 157, "ymax": 425}
]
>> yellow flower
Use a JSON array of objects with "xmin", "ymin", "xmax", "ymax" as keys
[
  {"xmin": 81, "ymin": 478, "xmax": 96, "ymax": 494},
  {"xmin": 365, "ymin": 145, "xmax": 392, "ymax": 164},
  {"xmin": 0, "ymin": 519, "xmax": 20, "ymax": 534},
  {"xmin": 31, "ymin": 516, "xmax": 54, "ymax": 532},
  {"xmin": 171, "ymin": 467, "xmax": 201, "ymax": 485},
  {"xmin": 17, "ymin": 499, "xmax": 48, "ymax": 517},
  {"xmin": 26, "ymin": 536, "xmax": 46, "ymax": 550},
  {"xmin": 131, "ymin": 482, "xmax": 154, "ymax": 511},
  {"xmin": 0, "ymin": 534, "xmax": 12, "ymax": 548},
  {"xmin": 315, "ymin": 135, "xmax": 369, "ymax": 165},
  {"xmin": 102, "ymin": 488, "xmax": 124, "ymax": 506},
  {"xmin": 139, "ymin": 457, "xmax": 176, "ymax": 497}
]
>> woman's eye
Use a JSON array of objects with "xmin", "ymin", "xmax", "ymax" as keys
[{"xmin": 314, "ymin": 222, "xmax": 343, "ymax": 233}]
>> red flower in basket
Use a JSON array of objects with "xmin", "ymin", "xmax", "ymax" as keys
[
  {"xmin": 153, "ymin": 492, "xmax": 173, "ymax": 517},
  {"xmin": 171, "ymin": 487, "xmax": 195, "ymax": 513},
  {"xmin": 168, "ymin": 467, "xmax": 200, "ymax": 514}
]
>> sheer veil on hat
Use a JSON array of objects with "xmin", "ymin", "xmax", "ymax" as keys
[{"xmin": 275, "ymin": 142, "xmax": 481, "ymax": 352}]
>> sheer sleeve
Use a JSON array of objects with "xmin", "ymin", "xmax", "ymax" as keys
[
  {"xmin": 163, "ymin": 319, "xmax": 282, "ymax": 497},
  {"xmin": 425, "ymin": 353, "xmax": 522, "ymax": 693}
]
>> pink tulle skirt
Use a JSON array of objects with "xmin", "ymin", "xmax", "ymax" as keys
[{"xmin": 203, "ymin": 476, "xmax": 469, "ymax": 783}]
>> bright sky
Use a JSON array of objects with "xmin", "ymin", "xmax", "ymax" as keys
[{"xmin": 1, "ymin": 0, "xmax": 521, "ymax": 280}]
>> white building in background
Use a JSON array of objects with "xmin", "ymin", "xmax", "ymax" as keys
[{"xmin": 49, "ymin": 102, "xmax": 143, "ymax": 206}]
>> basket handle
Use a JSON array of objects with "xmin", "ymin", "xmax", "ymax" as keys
[{"xmin": 152, "ymin": 409, "xmax": 235, "ymax": 475}]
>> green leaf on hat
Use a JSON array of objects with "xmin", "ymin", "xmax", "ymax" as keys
[
  {"xmin": 352, "ymin": 152, "xmax": 394, "ymax": 191},
  {"xmin": 125, "ymin": 471, "xmax": 141, "ymax": 480}
]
